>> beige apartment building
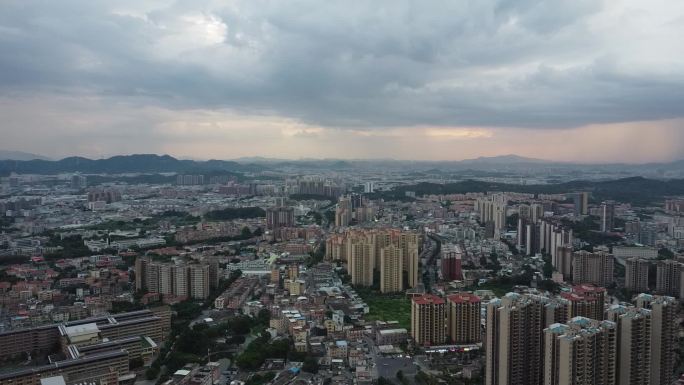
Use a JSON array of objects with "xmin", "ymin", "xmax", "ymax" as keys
[
  {"xmin": 485, "ymin": 293, "xmax": 549, "ymax": 385},
  {"xmin": 543, "ymin": 317, "xmax": 617, "ymax": 385},
  {"xmin": 655, "ymin": 259, "xmax": 681, "ymax": 297},
  {"xmin": 625, "ymin": 258, "xmax": 650, "ymax": 292},
  {"xmin": 636, "ymin": 294, "xmax": 678, "ymax": 385},
  {"xmin": 606, "ymin": 305, "xmax": 651, "ymax": 385},
  {"xmin": 447, "ymin": 293, "xmax": 481, "ymax": 344},
  {"xmin": 572, "ymin": 250, "xmax": 614, "ymax": 287},
  {"xmin": 411, "ymin": 294, "xmax": 446, "ymax": 346},
  {"xmin": 379, "ymin": 245, "xmax": 403, "ymax": 293}
]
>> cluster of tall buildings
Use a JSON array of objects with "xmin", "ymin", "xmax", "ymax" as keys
[
  {"xmin": 266, "ymin": 198, "xmax": 295, "ymax": 230},
  {"xmin": 518, "ymin": 217, "xmax": 573, "ymax": 261},
  {"xmin": 624, "ymin": 257, "xmax": 684, "ymax": 299},
  {"xmin": 410, "ymin": 293, "xmax": 481, "ymax": 346},
  {"xmin": 476, "ymin": 195, "xmax": 508, "ymax": 238},
  {"xmin": 570, "ymin": 250, "xmax": 615, "ymax": 287},
  {"xmin": 665, "ymin": 199, "xmax": 684, "ymax": 214},
  {"xmin": 334, "ymin": 194, "xmax": 375, "ymax": 227},
  {"xmin": 134, "ymin": 257, "xmax": 219, "ymax": 299},
  {"xmin": 569, "ymin": 191, "xmax": 590, "ymax": 217},
  {"xmin": 86, "ymin": 188, "xmax": 122, "ymax": 204},
  {"xmin": 176, "ymin": 174, "xmax": 205, "ymax": 186},
  {"xmin": 325, "ymin": 229, "xmax": 420, "ymax": 293},
  {"xmin": 484, "ymin": 291, "xmax": 677, "ymax": 385},
  {"xmin": 70, "ymin": 174, "xmax": 87, "ymax": 189},
  {"xmin": 296, "ymin": 178, "xmax": 343, "ymax": 198}
]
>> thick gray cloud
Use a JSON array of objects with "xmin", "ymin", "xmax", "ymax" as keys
[{"xmin": 0, "ymin": 0, "xmax": 683, "ymax": 130}]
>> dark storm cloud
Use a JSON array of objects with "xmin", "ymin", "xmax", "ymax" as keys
[{"xmin": 0, "ymin": 0, "xmax": 683, "ymax": 129}]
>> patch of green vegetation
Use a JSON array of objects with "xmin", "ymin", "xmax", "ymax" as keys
[
  {"xmin": 44, "ymin": 234, "xmax": 91, "ymax": 259},
  {"xmin": 561, "ymin": 216, "xmax": 621, "ymax": 247},
  {"xmin": 305, "ymin": 243, "xmax": 326, "ymax": 268},
  {"xmin": 356, "ymin": 288, "xmax": 411, "ymax": 330},
  {"xmin": 245, "ymin": 372, "xmax": 276, "ymax": 385},
  {"xmin": 373, "ymin": 177, "xmax": 684, "ymax": 206},
  {"xmin": 474, "ymin": 282, "xmax": 514, "ymax": 297},
  {"xmin": 235, "ymin": 334, "xmax": 290, "ymax": 370}
]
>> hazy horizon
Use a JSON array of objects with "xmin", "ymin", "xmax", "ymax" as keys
[
  {"xmin": 3, "ymin": 150, "xmax": 684, "ymax": 166},
  {"xmin": 2, "ymin": 1, "xmax": 684, "ymax": 162}
]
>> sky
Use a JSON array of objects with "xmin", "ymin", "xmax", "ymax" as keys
[{"xmin": 1, "ymin": 0, "xmax": 684, "ymax": 163}]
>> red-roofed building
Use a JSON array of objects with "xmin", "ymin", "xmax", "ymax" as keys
[
  {"xmin": 447, "ymin": 293, "xmax": 481, "ymax": 343},
  {"xmin": 411, "ymin": 294, "xmax": 446, "ymax": 346},
  {"xmin": 560, "ymin": 284, "xmax": 606, "ymax": 321}
]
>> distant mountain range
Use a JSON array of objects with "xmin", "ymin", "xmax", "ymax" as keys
[
  {"xmin": 0, "ymin": 150, "xmax": 52, "ymax": 161},
  {"xmin": 457, "ymin": 154, "xmax": 549, "ymax": 164},
  {"xmin": 0, "ymin": 154, "xmax": 264, "ymax": 175},
  {"xmin": 1, "ymin": 153, "xmax": 684, "ymax": 176},
  {"xmin": 376, "ymin": 176, "xmax": 684, "ymax": 206}
]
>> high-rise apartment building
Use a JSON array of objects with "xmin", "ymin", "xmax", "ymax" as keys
[
  {"xmin": 348, "ymin": 240, "xmax": 375, "ymax": 287},
  {"xmin": 335, "ymin": 196, "xmax": 352, "ymax": 227},
  {"xmin": 266, "ymin": 205, "xmax": 295, "ymax": 230},
  {"xmin": 530, "ymin": 203, "xmax": 544, "ymax": 224},
  {"xmin": 327, "ymin": 228, "xmax": 420, "ymax": 288},
  {"xmin": 560, "ymin": 284, "xmax": 606, "ymax": 321},
  {"xmin": 208, "ymin": 257, "xmax": 220, "ymax": 289},
  {"xmin": 655, "ymin": 259, "xmax": 681, "ymax": 297},
  {"xmin": 134, "ymin": 257, "xmax": 148, "ymax": 291},
  {"xmin": 379, "ymin": 245, "xmax": 403, "ymax": 293},
  {"xmin": 606, "ymin": 305, "xmax": 651, "ymax": 385},
  {"xmin": 398, "ymin": 231, "xmax": 420, "ymax": 288},
  {"xmin": 288, "ymin": 264, "xmax": 299, "ymax": 280},
  {"xmin": 636, "ymin": 294, "xmax": 677, "ymax": 385},
  {"xmin": 543, "ymin": 317, "xmax": 617, "ymax": 385},
  {"xmin": 71, "ymin": 174, "xmax": 87, "ymax": 189},
  {"xmin": 571, "ymin": 192, "xmax": 589, "ymax": 216},
  {"xmin": 485, "ymin": 293, "xmax": 549, "ymax": 385},
  {"xmin": 158, "ymin": 264, "xmax": 173, "ymax": 295},
  {"xmin": 601, "ymin": 201, "xmax": 615, "ymax": 233},
  {"xmin": 145, "ymin": 262, "xmax": 161, "ymax": 294},
  {"xmin": 173, "ymin": 265, "xmax": 189, "ymax": 297},
  {"xmin": 572, "ymin": 250, "xmax": 614, "ymax": 287},
  {"xmin": 270, "ymin": 267, "xmax": 280, "ymax": 286},
  {"xmin": 189, "ymin": 264, "xmax": 210, "ymax": 299},
  {"xmin": 538, "ymin": 219, "xmax": 573, "ymax": 262},
  {"xmin": 554, "ymin": 245, "xmax": 574, "ymax": 281},
  {"xmin": 135, "ymin": 258, "xmax": 212, "ymax": 299},
  {"xmin": 447, "ymin": 293, "xmax": 481, "ymax": 344},
  {"xmin": 625, "ymin": 258, "xmax": 650, "ymax": 293},
  {"xmin": 517, "ymin": 216, "xmax": 529, "ymax": 252},
  {"xmin": 441, "ymin": 243, "xmax": 463, "ymax": 281},
  {"xmin": 411, "ymin": 294, "xmax": 447, "ymax": 346},
  {"xmin": 476, "ymin": 195, "xmax": 508, "ymax": 238}
]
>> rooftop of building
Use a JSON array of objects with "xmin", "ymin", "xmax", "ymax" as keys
[
  {"xmin": 447, "ymin": 293, "xmax": 480, "ymax": 304},
  {"xmin": 571, "ymin": 284, "xmax": 606, "ymax": 294},
  {"xmin": 62, "ymin": 323, "xmax": 100, "ymax": 338},
  {"xmin": 412, "ymin": 294, "xmax": 445, "ymax": 305}
]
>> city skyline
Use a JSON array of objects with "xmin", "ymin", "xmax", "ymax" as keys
[{"xmin": 2, "ymin": 1, "xmax": 684, "ymax": 162}]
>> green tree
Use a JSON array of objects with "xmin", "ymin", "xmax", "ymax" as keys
[
  {"xmin": 241, "ymin": 227, "xmax": 253, "ymax": 238},
  {"xmin": 302, "ymin": 357, "xmax": 319, "ymax": 374},
  {"xmin": 256, "ymin": 308, "xmax": 271, "ymax": 327},
  {"xmin": 145, "ymin": 366, "xmax": 160, "ymax": 380}
]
